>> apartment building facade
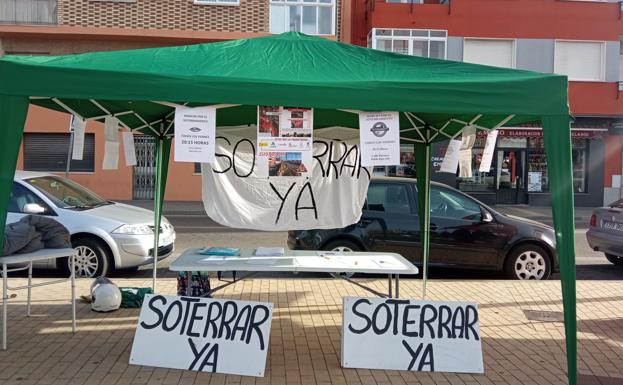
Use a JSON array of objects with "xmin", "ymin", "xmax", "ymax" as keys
[
  {"xmin": 3, "ymin": 0, "xmax": 622, "ymax": 206},
  {"xmin": 1, "ymin": 0, "xmax": 343, "ymax": 201},
  {"xmin": 347, "ymin": 0, "xmax": 623, "ymax": 206}
]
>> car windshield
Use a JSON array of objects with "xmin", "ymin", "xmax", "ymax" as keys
[{"xmin": 25, "ymin": 176, "xmax": 109, "ymax": 210}]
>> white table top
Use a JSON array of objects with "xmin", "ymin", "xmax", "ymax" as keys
[
  {"xmin": 0, "ymin": 248, "xmax": 77, "ymax": 265},
  {"xmin": 170, "ymin": 248, "xmax": 419, "ymax": 275}
]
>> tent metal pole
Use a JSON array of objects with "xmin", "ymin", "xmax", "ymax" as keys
[
  {"xmin": 421, "ymin": 140, "xmax": 431, "ymax": 299},
  {"xmin": 152, "ymin": 137, "xmax": 163, "ymax": 292}
]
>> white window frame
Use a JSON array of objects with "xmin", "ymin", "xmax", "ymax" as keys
[
  {"xmin": 367, "ymin": 28, "xmax": 448, "ymax": 59},
  {"xmin": 463, "ymin": 37, "xmax": 516, "ymax": 69},
  {"xmin": 554, "ymin": 39, "xmax": 606, "ymax": 82},
  {"xmin": 269, "ymin": 0, "xmax": 336, "ymax": 36},
  {"xmin": 194, "ymin": 0, "xmax": 240, "ymax": 6}
]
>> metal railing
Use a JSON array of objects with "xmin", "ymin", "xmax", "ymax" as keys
[{"xmin": 0, "ymin": 0, "xmax": 57, "ymax": 25}]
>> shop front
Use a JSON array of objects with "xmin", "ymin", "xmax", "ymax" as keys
[{"xmin": 428, "ymin": 127, "xmax": 606, "ymax": 207}]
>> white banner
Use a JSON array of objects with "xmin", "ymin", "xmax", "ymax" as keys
[
  {"xmin": 122, "ymin": 132, "xmax": 137, "ymax": 166},
  {"xmin": 479, "ymin": 130, "xmax": 498, "ymax": 172},
  {"xmin": 439, "ymin": 139, "xmax": 461, "ymax": 174},
  {"xmin": 174, "ymin": 106, "xmax": 216, "ymax": 163},
  {"xmin": 342, "ymin": 297, "xmax": 483, "ymax": 374},
  {"xmin": 257, "ymin": 106, "xmax": 313, "ymax": 177},
  {"xmin": 70, "ymin": 115, "xmax": 86, "ymax": 161},
  {"xmin": 201, "ymin": 130, "xmax": 370, "ymax": 231},
  {"xmin": 359, "ymin": 111, "xmax": 400, "ymax": 166},
  {"xmin": 130, "ymin": 295, "xmax": 273, "ymax": 377}
]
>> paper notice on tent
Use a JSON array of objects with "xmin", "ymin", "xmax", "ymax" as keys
[
  {"xmin": 256, "ymin": 106, "xmax": 313, "ymax": 177},
  {"xmin": 174, "ymin": 106, "xmax": 216, "ymax": 163},
  {"xmin": 479, "ymin": 130, "xmax": 498, "ymax": 172},
  {"xmin": 439, "ymin": 139, "xmax": 461, "ymax": 174},
  {"xmin": 358, "ymin": 111, "xmax": 400, "ymax": 166},
  {"xmin": 103, "ymin": 140, "xmax": 119, "ymax": 170},
  {"xmin": 342, "ymin": 297, "xmax": 483, "ymax": 374},
  {"xmin": 458, "ymin": 126, "xmax": 476, "ymax": 178},
  {"xmin": 130, "ymin": 294, "xmax": 273, "ymax": 377},
  {"xmin": 123, "ymin": 132, "xmax": 137, "ymax": 166},
  {"xmin": 104, "ymin": 116, "xmax": 119, "ymax": 142},
  {"xmin": 70, "ymin": 115, "xmax": 86, "ymax": 160},
  {"xmin": 202, "ymin": 129, "xmax": 370, "ymax": 231}
]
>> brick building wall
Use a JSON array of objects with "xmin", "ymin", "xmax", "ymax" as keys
[{"xmin": 59, "ymin": 0, "xmax": 269, "ymax": 33}]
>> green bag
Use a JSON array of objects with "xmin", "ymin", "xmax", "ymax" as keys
[{"xmin": 119, "ymin": 287, "xmax": 153, "ymax": 308}]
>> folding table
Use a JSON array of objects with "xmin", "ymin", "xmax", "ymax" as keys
[
  {"xmin": 170, "ymin": 248, "xmax": 419, "ymax": 298},
  {"xmin": 0, "ymin": 248, "xmax": 77, "ymax": 350}
]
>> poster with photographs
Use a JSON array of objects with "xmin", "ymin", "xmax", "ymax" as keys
[{"xmin": 257, "ymin": 106, "xmax": 313, "ymax": 177}]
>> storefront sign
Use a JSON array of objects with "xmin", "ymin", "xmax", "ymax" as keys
[
  {"xmin": 342, "ymin": 297, "xmax": 483, "ymax": 373},
  {"xmin": 130, "ymin": 295, "xmax": 273, "ymax": 377},
  {"xmin": 256, "ymin": 106, "xmax": 313, "ymax": 177},
  {"xmin": 477, "ymin": 128, "xmax": 605, "ymax": 140},
  {"xmin": 174, "ymin": 106, "xmax": 216, "ymax": 163},
  {"xmin": 202, "ymin": 131, "xmax": 370, "ymax": 230},
  {"xmin": 359, "ymin": 111, "xmax": 400, "ymax": 166}
]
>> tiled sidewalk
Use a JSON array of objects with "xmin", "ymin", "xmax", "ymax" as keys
[{"xmin": 0, "ymin": 277, "xmax": 621, "ymax": 385}]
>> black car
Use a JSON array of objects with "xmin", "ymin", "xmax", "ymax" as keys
[{"xmin": 288, "ymin": 177, "xmax": 557, "ymax": 280}]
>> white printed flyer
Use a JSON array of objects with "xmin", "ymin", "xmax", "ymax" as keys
[{"xmin": 256, "ymin": 106, "xmax": 313, "ymax": 177}]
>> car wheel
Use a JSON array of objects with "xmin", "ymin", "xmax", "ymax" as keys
[
  {"xmin": 605, "ymin": 253, "xmax": 623, "ymax": 266},
  {"xmin": 62, "ymin": 237, "xmax": 111, "ymax": 278},
  {"xmin": 323, "ymin": 239, "xmax": 361, "ymax": 279},
  {"xmin": 504, "ymin": 244, "xmax": 551, "ymax": 280}
]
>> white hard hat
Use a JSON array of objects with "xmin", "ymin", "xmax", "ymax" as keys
[{"xmin": 90, "ymin": 276, "xmax": 121, "ymax": 312}]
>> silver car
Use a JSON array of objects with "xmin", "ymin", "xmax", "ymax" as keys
[
  {"xmin": 6, "ymin": 171, "xmax": 176, "ymax": 277},
  {"xmin": 586, "ymin": 199, "xmax": 623, "ymax": 265}
]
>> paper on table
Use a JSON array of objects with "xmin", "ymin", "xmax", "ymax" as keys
[
  {"xmin": 246, "ymin": 257, "xmax": 278, "ymax": 265},
  {"xmin": 200, "ymin": 255, "xmax": 229, "ymax": 265},
  {"xmin": 371, "ymin": 258, "xmax": 402, "ymax": 269},
  {"xmin": 255, "ymin": 247, "xmax": 284, "ymax": 256}
]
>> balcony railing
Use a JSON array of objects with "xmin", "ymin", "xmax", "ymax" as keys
[{"xmin": 0, "ymin": 0, "xmax": 57, "ymax": 25}]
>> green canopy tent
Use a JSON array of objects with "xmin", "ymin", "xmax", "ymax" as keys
[{"xmin": 0, "ymin": 33, "xmax": 576, "ymax": 384}]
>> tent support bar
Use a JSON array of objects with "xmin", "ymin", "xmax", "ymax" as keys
[
  {"xmin": 51, "ymin": 98, "xmax": 84, "ymax": 121},
  {"xmin": 152, "ymin": 138, "xmax": 163, "ymax": 292},
  {"xmin": 151, "ymin": 101, "xmax": 241, "ymax": 110},
  {"xmin": 494, "ymin": 114, "xmax": 515, "ymax": 128}
]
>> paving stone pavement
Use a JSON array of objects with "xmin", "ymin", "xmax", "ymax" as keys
[{"xmin": 0, "ymin": 277, "xmax": 621, "ymax": 385}]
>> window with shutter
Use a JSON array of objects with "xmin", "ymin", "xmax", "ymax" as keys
[
  {"xmin": 463, "ymin": 39, "xmax": 515, "ymax": 69},
  {"xmin": 23, "ymin": 133, "xmax": 95, "ymax": 172},
  {"xmin": 554, "ymin": 41, "xmax": 605, "ymax": 81}
]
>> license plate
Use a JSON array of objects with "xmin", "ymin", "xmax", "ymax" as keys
[{"xmin": 603, "ymin": 221, "xmax": 623, "ymax": 231}]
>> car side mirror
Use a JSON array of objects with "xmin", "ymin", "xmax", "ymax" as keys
[
  {"xmin": 23, "ymin": 203, "xmax": 46, "ymax": 215},
  {"xmin": 482, "ymin": 209, "xmax": 494, "ymax": 223}
]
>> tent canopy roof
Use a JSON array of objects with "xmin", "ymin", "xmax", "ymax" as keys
[{"xmin": 0, "ymin": 32, "xmax": 569, "ymax": 141}]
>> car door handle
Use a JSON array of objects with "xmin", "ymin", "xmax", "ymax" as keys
[
  {"xmin": 360, "ymin": 218, "xmax": 374, "ymax": 225},
  {"xmin": 429, "ymin": 223, "xmax": 438, "ymax": 230}
]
